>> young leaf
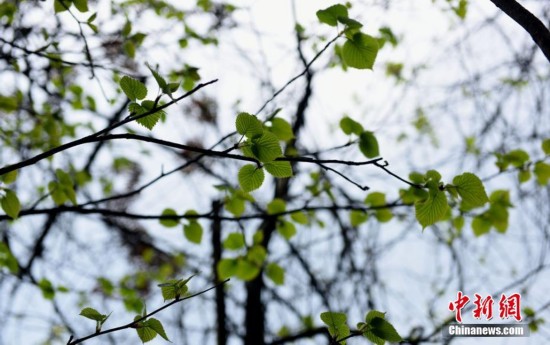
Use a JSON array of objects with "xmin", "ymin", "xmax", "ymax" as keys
[
  {"xmin": 38, "ymin": 278, "xmax": 55, "ymax": 300},
  {"xmin": 87, "ymin": 12, "xmax": 97, "ymax": 23},
  {"xmin": 238, "ymin": 165, "xmax": 265, "ymax": 192},
  {"xmin": 370, "ymin": 317, "xmax": 403, "ymax": 343},
  {"xmin": 269, "ymin": 118, "xmax": 294, "ymax": 141},
  {"xmin": 223, "ymin": 232, "xmax": 245, "ymax": 250},
  {"xmin": 217, "ymin": 258, "xmax": 238, "ymax": 280},
  {"xmin": 264, "ymin": 160, "xmax": 293, "ymax": 178},
  {"xmin": 1, "ymin": 189, "xmax": 21, "ymax": 219},
  {"xmin": 1, "ymin": 170, "xmax": 17, "ymax": 184},
  {"xmin": 134, "ymin": 100, "xmax": 164, "ymax": 130},
  {"xmin": 79, "ymin": 307, "xmax": 106, "ymax": 322},
  {"xmin": 251, "ymin": 132, "xmax": 283, "ymax": 162},
  {"xmin": 415, "ymin": 189, "xmax": 448, "ymax": 229},
  {"xmin": 340, "ymin": 116, "xmax": 363, "ymax": 135},
  {"xmin": 266, "ymin": 262, "xmax": 285, "ymax": 285},
  {"xmin": 54, "ymin": 0, "xmax": 70, "ymax": 13},
  {"xmin": 236, "ymin": 112, "xmax": 263, "ymax": 138},
  {"xmin": 267, "ymin": 198, "xmax": 286, "ymax": 214},
  {"xmin": 236, "ymin": 258, "xmax": 260, "ymax": 281},
  {"xmin": 534, "ymin": 162, "xmax": 550, "ymax": 185},
  {"xmin": 320, "ymin": 311, "xmax": 350, "ymax": 344},
  {"xmin": 316, "ymin": 4, "xmax": 348, "ymax": 27},
  {"xmin": 120, "ymin": 76, "xmax": 147, "ymax": 101},
  {"xmin": 542, "ymin": 138, "xmax": 550, "ymax": 155},
  {"xmin": 145, "ymin": 63, "xmax": 167, "ymax": 91},
  {"xmin": 277, "ymin": 220, "xmax": 296, "ymax": 240},
  {"xmin": 342, "ymin": 33, "xmax": 379, "ymax": 70},
  {"xmin": 290, "ymin": 211, "xmax": 308, "ymax": 224},
  {"xmin": 359, "ymin": 131, "xmax": 380, "ymax": 158},
  {"xmin": 184, "ymin": 222, "xmax": 203, "ymax": 244},
  {"xmin": 135, "ymin": 320, "xmax": 157, "ymax": 343},
  {"xmin": 72, "ymin": 0, "xmax": 88, "ymax": 12},
  {"xmin": 48, "ymin": 181, "xmax": 67, "ymax": 205},
  {"xmin": 159, "ymin": 279, "xmax": 180, "ymax": 301},
  {"xmin": 452, "ymin": 172, "xmax": 489, "ymax": 209},
  {"xmin": 160, "ymin": 208, "xmax": 179, "ymax": 227},
  {"xmin": 472, "ymin": 215, "xmax": 492, "ymax": 236},
  {"xmin": 350, "ymin": 210, "xmax": 368, "ymax": 227},
  {"xmin": 146, "ymin": 318, "xmax": 170, "ymax": 341}
]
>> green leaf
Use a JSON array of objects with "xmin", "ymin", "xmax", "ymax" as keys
[
  {"xmin": 350, "ymin": 210, "xmax": 368, "ymax": 227},
  {"xmin": 365, "ymin": 310, "xmax": 386, "ymax": 323},
  {"xmin": 269, "ymin": 118, "xmax": 294, "ymax": 141},
  {"xmin": 38, "ymin": 278, "xmax": 55, "ymax": 300},
  {"xmin": 359, "ymin": 131, "xmax": 380, "ymax": 158},
  {"xmin": 72, "ymin": 0, "xmax": 88, "ymax": 12},
  {"xmin": 362, "ymin": 311, "xmax": 387, "ymax": 345},
  {"xmin": 224, "ymin": 195, "xmax": 245, "ymax": 216},
  {"xmin": 238, "ymin": 165, "xmax": 265, "ymax": 192},
  {"xmin": 120, "ymin": 76, "xmax": 147, "ymax": 101},
  {"xmin": 251, "ymin": 132, "xmax": 283, "ymax": 162},
  {"xmin": 342, "ymin": 33, "xmax": 379, "ymax": 70},
  {"xmin": 1, "ymin": 190, "xmax": 20, "ymax": 219},
  {"xmin": 236, "ymin": 112, "xmax": 263, "ymax": 138},
  {"xmin": 79, "ymin": 307, "xmax": 107, "ymax": 322},
  {"xmin": 518, "ymin": 169, "xmax": 531, "ymax": 183},
  {"xmin": 316, "ymin": 4, "xmax": 348, "ymax": 27},
  {"xmin": 0, "ymin": 242, "xmax": 19, "ymax": 274},
  {"xmin": 48, "ymin": 181, "xmax": 67, "ymax": 205},
  {"xmin": 146, "ymin": 318, "xmax": 170, "ymax": 341},
  {"xmin": 54, "ymin": 0, "xmax": 70, "ymax": 13},
  {"xmin": 264, "ymin": 160, "xmax": 293, "ymax": 178},
  {"xmin": 340, "ymin": 116, "xmax": 363, "ymax": 135},
  {"xmin": 217, "ymin": 258, "xmax": 238, "ymax": 280},
  {"xmin": 290, "ymin": 211, "xmax": 308, "ymax": 224},
  {"xmin": 133, "ymin": 100, "xmax": 164, "ymax": 130},
  {"xmin": 236, "ymin": 258, "xmax": 260, "ymax": 281},
  {"xmin": 506, "ymin": 149, "xmax": 530, "ymax": 168},
  {"xmin": 425, "ymin": 169, "xmax": 441, "ymax": 183},
  {"xmin": 370, "ymin": 317, "xmax": 402, "ymax": 343},
  {"xmin": 277, "ymin": 220, "xmax": 296, "ymax": 240},
  {"xmin": 320, "ymin": 311, "xmax": 350, "ymax": 344},
  {"xmin": 338, "ymin": 17, "xmax": 363, "ymax": 30},
  {"xmin": 87, "ymin": 12, "xmax": 97, "ymax": 23},
  {"xmin": 54, "ymin": 169, "xmax": 77, "ymax": 205},
  {"xmin": 159, "ymin": 279, "xmax": 178, "ymax": 301},
  {"xmin": 1, "ymin": 170, "xmax": 17, "ymax": 184},
  {"xmin": 267, "ymin": 198, "xmax": 286, "ymax": 214},
  {"xmin": 534, "ymin": 162, "xmax": 550, "ymax": 185},
  {"xmin": 159, "ymin": 279, "xmax": 187, "ymax": 301},
  {"xmin": 365, "ymin": 192, "xmax": 385, "ymax": 206},
  {"xmin": 184, "ymin": 221, "xmax": 203, "ymax": 244},
  {"xmin": 542, "ymin": 139, "xmax": 550, "ymax": 155},
  {"xmin": 452, "ymin": 172, "xmax": 489, "ymax": 209},
  {"xmin": 266, "ymin": 262, "xmax": 285, "ymax": 285},
  {"xmin": 145, "ymin": 63, "xmax": 168, "ymax": 91},
  {"xmin": 136, "ymin": 320, "xmax": 157, "ymax": 343},
  {"xmin": 160, "ymin": 208, "xmax": 179, "ymax": 227},
  {"xmin": 415, "ymin": 189, "xmax": 448, "ymax": 229},
  {"xmin": 472, "ymin": 215, "xmax": 491, "ymax": 236},
  {"xmin": 453, "ymin": 0, "xmax": 468, "ymax": 20},
  {"xmin": 247, "ymin": 245, "xmax": 267, "ymax": 266},
  {"xmin": 375, "ymin": 209, "xmax": 393, "ymax": 222},
  {"xmin": 223, "ymin": 233, "xmax": 245, "ymax": 250},
  {"xmin": 87, "ymin": 22, "xmax": 98, "ymax": 33}
]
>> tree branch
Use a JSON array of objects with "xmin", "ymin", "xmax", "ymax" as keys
[
  {"xmin": 0, "ymin": 79, "xmax": 218, "ymax": 176},
  {"xmin": 489, "ymin": 0, "xmax": 550, "ymax": 63},
  {"xmin": 67, "ymin": 279, "xmax": 230, "ymax": 345}
]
